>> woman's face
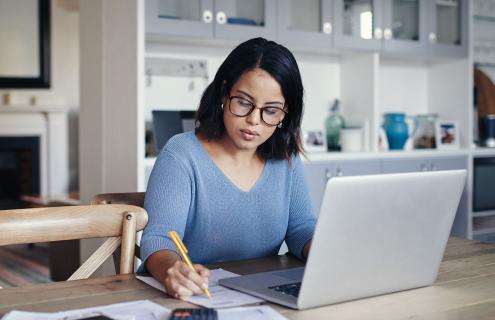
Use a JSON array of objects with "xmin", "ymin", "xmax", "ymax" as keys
[{"xmin": 222, "ymin": 68, "xmax": 286, "ymax": 153}]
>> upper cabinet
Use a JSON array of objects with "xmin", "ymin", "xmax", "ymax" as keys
[
  {"xmin": 277, "ymin": 0, "xmax": 334, "ymax": 49},
  {"xmin": 426, "ymin": 0, "xmax": 469, "ymax": 57},
  {"xmin": 146, "ymin": 0, "xmax": 214, "ymax": 38},
  {"xmin": 146, "ymin": 0, "xmax": 469, "ymax": 58},
  {"xmin": 332, "ymin": 0, "xmax": 468, "ymax": 57},
  {"xmin": 333, "ymin": 0, "xmax": 383, "ymax": 51},
  {"xmin": 146, "ymin": 0, "xmax": 276, "ymax": 41},
  {"xmin": 381, "ymin": 0, "xmax": 427, "ymax": 54}
]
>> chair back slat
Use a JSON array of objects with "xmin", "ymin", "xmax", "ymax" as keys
[
  {"xmin": 0, "ymin": 204, "xmax": 148, "ymax": 280},
  {"xmin": 0, "ymin": 205, "xmax": 147, "ymax": 246},
  {"xmin": 67, "ymin": 237, "xmax": 121, "ymax": 281},
  {"xmin": 91, "ymin": 193, "xmax": 146, "ymax": 274}
]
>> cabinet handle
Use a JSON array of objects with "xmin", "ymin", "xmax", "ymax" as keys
[
  {"xmin": 216, "ymin": 11, "xmax": 227, "ymax": 24},
  {"xmin": 325, "ymin": 168, "xmax": 332, "ymax": 181},
  {"xmin": 420, "ymin": 163, "xmax": 428, "ymax": 171},
  {"xmin": 336, "ymin": 168, "xmax": 343, "ymax": 177},
  {"xmin": 374, "ymin": 27, "xmax": 383, "ymax": 40},
  {"xmin": 384, "ymin": 28, "xmax": 392, "ymax": 40},
  {"xmin": 202, "ymin": 10, "xmax": 213, "ymax": 23},
  {"xmin": 429, "ymin": 32, "xmax": 437, "ymax": 44},
  {"xmin": 430, "ymin": 164, "xmax": 437, "ymax": 171},
  {"xmin": 323, "ymin": 22, "xmax": 332, "ymax": 34}
]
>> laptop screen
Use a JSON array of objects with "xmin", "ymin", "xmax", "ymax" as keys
[{"xmin": 152, "ymin": 110, "xmax": 196, "ymax": 154}]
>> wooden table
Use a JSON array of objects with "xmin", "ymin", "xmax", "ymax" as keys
[{"xmin": 1, "ymin": 237, "xmax": 495, "ymax": 319}]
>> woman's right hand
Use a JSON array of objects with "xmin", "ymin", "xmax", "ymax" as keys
[{"xmin": 163, "ymin": 261, "xmax": 210, "ymax": 300}]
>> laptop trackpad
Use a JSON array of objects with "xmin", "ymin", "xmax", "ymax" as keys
[{"xmin": 274, "ymin": 267, "xmax": 304, "ymax": 281}]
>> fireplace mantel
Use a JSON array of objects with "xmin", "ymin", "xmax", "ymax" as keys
[{"xmin": 0, "ymin": 105, "xmax": 69, "ymax": 196}]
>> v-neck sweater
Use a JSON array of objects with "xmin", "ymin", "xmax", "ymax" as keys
[{"xmin": 139, "ymin": 131, "xmax": 316, "ymax": 270}]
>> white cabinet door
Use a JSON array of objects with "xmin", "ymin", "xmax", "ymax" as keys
[
  {"xmin": 303, "ymin": 161, "xmax": 332, "ymax": 214},
  {"xmin": 303, "ymin": 159, "xmax": 381, "ymax": 213},
  {"xmin": 382, "ymin": 158, "xmax": 429, "ymax": 173},
  {"xmin": 277, "ymin": 0, "xmax": 333, "ymax": 49},
  {"xmin": 382, "ymin": 156, "xmax": 469, "ymax": 238},
  {"xmin": 146, "ymin": 0, "xmax": 214, "ymax": 37}
]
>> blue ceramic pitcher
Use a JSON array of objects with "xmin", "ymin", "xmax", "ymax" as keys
[{"xmin": 383, "ymin": 113, "xmax": 409, "ymax": 150}]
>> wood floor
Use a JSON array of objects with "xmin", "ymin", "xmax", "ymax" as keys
[{"xmin": 0, "ymin": 244, "xmax": 51, "ymax": 288}]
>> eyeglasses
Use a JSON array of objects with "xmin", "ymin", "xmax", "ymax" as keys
[{"xmin": 227, "ymin": 96, "xmax": 287, "ymax": 127}]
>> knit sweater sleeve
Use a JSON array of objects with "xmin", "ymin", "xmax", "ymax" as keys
[
  {"xmin": 139, "ymin": 150, "xmax": 192, "ymax": 267},
  {"xmin": 285, "ymin": 156, "xmax": 317, "ymax": 260}
]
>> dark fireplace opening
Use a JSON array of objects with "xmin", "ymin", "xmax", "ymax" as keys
[{"xmin": 0, "ymin": 137, "xmax": 40, "ymax": 209}]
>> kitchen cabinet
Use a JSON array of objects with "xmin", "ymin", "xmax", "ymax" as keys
[
  {"xmin": 381, "ymin": 0, "xmax": 428, "ymax": 55},
  {"xmin": 333, "ymin": 0, "xmax": 383, "ymax": 51},
  {"xmin": 146, "ymin": 0, "xmax": 469, "ymax": 58},
  {"xmin": 146, "ymin": 0, "xmax": 214, "ymax": 38},
  {"xmin": 303, "ymin": 159, "xmax": 381, "ymax": 213},
  {"xmin": 332, "ymin": 0, "xmax": 468, "ymax": 57},
  {"xmin": 277, "ymin": 0, "xmax": 334, "ymax": 49},
  {"xmin": 382, "ymin": 156, "xmax": 468, "ymax": 238},
  {"xmin": 426, "ymin": 0, "xmax": 469, "ymax": 57},
  {"xmin": 382, "ymin": 156, "xmax": 467, "ymax": 173},
  {"xmin": 303, "ymin": 161, "xmax": 331, "ymax": 214},
  {"xmin": 146, "ymin": 0, "xmax": 276, "ymax": 41},
  {"xmin": 304, "ymin": 156, "xmax": 468, "ymax": 237}
]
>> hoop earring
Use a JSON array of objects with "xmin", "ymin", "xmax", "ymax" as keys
[
  {"xmin": 277, "ymin": 122, "xmax": 283, "ymax": 129},
  {"xmin": 220, "ymin": 103, "xmax": 224, "ymax": 110}
]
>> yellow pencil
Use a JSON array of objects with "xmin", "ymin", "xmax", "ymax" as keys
[{"xmin": 168, "ymin": 231, "xmax": 212, "ymax": 299}]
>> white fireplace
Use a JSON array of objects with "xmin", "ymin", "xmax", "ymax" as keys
[{"xmin": 0, "ymin": 106, "xmax": 69, "ymax": 197}]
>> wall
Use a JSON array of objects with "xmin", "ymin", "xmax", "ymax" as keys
[{"xmin": 0, "ymin": 0, "xmax": 80, "ymax": 192}]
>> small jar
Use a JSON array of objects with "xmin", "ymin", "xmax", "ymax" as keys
[{"xmin": 413, "ymin": 114, "xmax": 438, "ymax": 149}]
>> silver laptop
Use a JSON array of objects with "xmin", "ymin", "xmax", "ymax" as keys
[{"xmin": 219, "ymin": 170, "xmax": 466, "ymax": 310}]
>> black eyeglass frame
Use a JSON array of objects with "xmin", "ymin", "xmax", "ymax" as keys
[{"xmin": 227, "ymin": 96, "xmax": 287, "ymax": 127}]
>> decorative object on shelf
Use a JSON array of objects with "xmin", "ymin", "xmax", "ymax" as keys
[
  {"xmin": 382, "ymin": 112, "xmax": 411, "ymax": 150},
  {"xmin": 413, "ymin": 113, "xmax": 438, "ymax": 149},
  {"xmin": 436, "ymin": 120, "xmax": 460, "ymax": 149},
  {"xmin": 481, "ymin": 114, "xmax": 495, "ymax": 147},
  {"xmin": 302, "ymin": 129, "xmax": 327, "ymax": 153},
  {"xmin": 340, "ymin": 127, "xmax": 363, "ymax": 152},
  {"xmin": 325, "ymin": 99, "xmax": 345, "ymax": 151}
]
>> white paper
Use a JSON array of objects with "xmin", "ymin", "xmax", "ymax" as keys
[
  {"xmin": 137, "ymin": 268, "xmax": 264, "ymax": 308},
  {"xmin": 1, "ymin": 311, "xmax": 55, "ymax": 320},
  {"xmin": 218, "ymin": 305, "xmax": 288, "ymax": 320},
  {"xmin": 1, "ymin": 300, "xmax": 170, "ymax": 320}
]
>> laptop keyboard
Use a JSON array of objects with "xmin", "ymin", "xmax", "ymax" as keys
[{"xmin": 268, "ymin": 282, "xmax": 301, "ymax": 298}]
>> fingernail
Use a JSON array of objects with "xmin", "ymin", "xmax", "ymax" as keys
[{"xmin": 201, "ymin": 283, "xmax": 208, "ymax": 289}]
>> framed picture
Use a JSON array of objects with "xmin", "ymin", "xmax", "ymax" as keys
[
  {"xmin": 302, "ymin": 130, "xmax": 327, "ymax": 152},
  {"xmin": 436, "ymin": 120, "xmax": 460, "ymax": 149}
]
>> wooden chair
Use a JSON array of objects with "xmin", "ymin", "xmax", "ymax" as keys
[
  {"xmin": 91, "ymin": 192, "xmax": 145, "ymax": 272},
  {"xmin": 92, "ymin": 192, "xmax": 145, "ymax": 208},
  {"xmin": 0, "ymin": 204, "xmax": 147, "ymax": 280}
]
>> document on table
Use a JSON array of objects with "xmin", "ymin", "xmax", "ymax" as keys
[
  {"xmin": 1, "ymin": 300, "xmax": 171, "ymax": 320},
  {"xmin": 218, "ymin": 305, "xmax": 288, "ymax": 320},
  {"xmin": 137, "ymin": 268, "xmax": 264, "ymax": 308}
]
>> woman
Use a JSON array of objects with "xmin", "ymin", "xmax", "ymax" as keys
[{"xmin": 140, "ymin": 37, "xmax": 316, "ymax": 300}]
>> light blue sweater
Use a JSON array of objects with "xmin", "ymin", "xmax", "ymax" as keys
[{"xmin": 140, "ymin": 131, "xmax": 316, "ymax": 270}]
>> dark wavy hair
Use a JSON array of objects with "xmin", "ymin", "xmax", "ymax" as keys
[{"xmin": 195, "ymin": 37, "xmax": 305, "ymax": 161}]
